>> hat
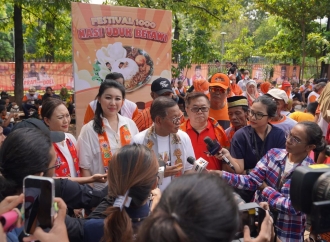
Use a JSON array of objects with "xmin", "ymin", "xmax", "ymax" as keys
[
  {"xmin": 246, "ymin": 80, "xmax": 257, "ymax": 87},
  {"xmin": 266, "ymin": 89, "xmax": 289, "ymax": 104},
  {"xmin": 11, "ymin": 119, "xmax": 65, "ymax": 143},
  {"xmin": 151, "ymin": 78, "xmax": 173, "ymax": 95},
  {"xmin": 281, "ymin": 81, "xmax": 291, "ymax": 87},
  {"xmin": 260, "ymin": 82, "xmax": 271, "ymax": 94},
  {"xmin": 227, "ymin": 96, "xmax": 248, "ymax": 108},
  {"xmin": 209, "ymin": 73, "xmax": 230, "ymax": 89}
]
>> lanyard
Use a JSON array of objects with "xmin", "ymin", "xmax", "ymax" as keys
[{"xmin": 252, "ymin": 125, "xmax": 268, "ymax": 161}]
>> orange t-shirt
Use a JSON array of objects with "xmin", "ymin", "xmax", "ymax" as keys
[
  {"xmin": 193, "ymin": 79, "xmax": 209, "ymax": 93},
  {"xmin": 230, "ymin": 83, "xmax": 243, "ymax": 96}
]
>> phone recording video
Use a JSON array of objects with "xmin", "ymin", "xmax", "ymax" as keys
[{"xmin": 23, "ymin": 175, "xmax": 55, "ymax": 235}]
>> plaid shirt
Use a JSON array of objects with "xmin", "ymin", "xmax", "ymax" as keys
[{"xmin": 222, "ymin": 148, "xmax": 314, "ymax": 242}]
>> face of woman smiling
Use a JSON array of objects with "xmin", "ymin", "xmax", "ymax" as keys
[
  {"xmin": 44, "ymin": 104, "xmax": 71, "ymax": 132},
  {"xmin": 98, "ymin": 87, "xmax": 124, "ymax": 118}
]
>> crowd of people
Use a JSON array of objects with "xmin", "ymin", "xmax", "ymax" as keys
[{"xmin": 0, "ymin": 66, "xmax": 329, "ymax": 242}]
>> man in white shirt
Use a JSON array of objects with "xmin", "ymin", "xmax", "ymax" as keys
[
  {"xmin": 131, "ymin": 96, "xmax": 195, "ymax": 191},
  {"xmin": 237, "ymin": 70, "xmax": 251, "ymax": 92}
]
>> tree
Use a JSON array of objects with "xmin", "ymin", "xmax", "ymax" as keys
[{"xmin": 255, "ymin": 0, "xmax": 328, "ymax": 79}]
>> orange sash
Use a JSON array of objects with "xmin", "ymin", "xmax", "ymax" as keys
[
  {"xmin": 98, "ymin": 121, "xmax": 132, "ymax": 172},
  {"xmin": 53, "ymin": 139, "xmax": 81, "ymax": 177}
]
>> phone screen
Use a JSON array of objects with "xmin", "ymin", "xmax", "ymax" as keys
[{"xmin": 24, "ymin": 177, "xmax": 54, "ymax": 235}]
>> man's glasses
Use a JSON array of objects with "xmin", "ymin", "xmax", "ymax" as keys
[
  {"xmin": 285, "ymin": 131, "xmax": 307, "ymax": 146},
  {"xmin": 166, "ymin": 114, "xmax": 183, "ymax": 124},
  {"xmin": 44, "ymin": 162, "xmax": 62, "ymax": 172},
  {"xmin": 209, "ymin": 87, "xmax": 226, "ymax": 93},
  {"xmin": 248, "ymin": 110, "xmax": 268, "ymax": 120},
  {"xmin": 190, "ymin": 107, "xmax": 209, "ymax": 113}
]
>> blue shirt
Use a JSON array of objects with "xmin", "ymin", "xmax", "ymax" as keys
[{"xmin": 230, "ymin": 125, "xmax": 286, "ymax": 170}]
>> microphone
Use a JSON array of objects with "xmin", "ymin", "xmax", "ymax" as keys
[
  {"xmin": 187, "ymin": 157, "xmax": 209, "ymax": 173},
  {"xmin": 203, "ymin": 136, "xmax": 235, "ymax": 172},
  {"xmin": 157, "ymin": 159, "xmax": 166, "ymax": 185}
]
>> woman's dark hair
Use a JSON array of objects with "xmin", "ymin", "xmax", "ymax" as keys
[
  {"xmin": 41, "ymin": 98, "xmax": 66, "ymax": 119},
  {"xmin": 105, "ymin": 72, "xmax": 124, "ymax": 82},
  {"xmin": 228, "ymin": 66, "xmax": 237, "ymax": 75},
  {"xmin": 103, "ymin": 144, "xmax": 158, "ymax": 242},
  {"xmin": 93, "ymin": 80, "xmax": 126, "ymax": 134},
  {"xmin": 137, "ymin": 173, "xmax": 239, "ymax": 242},
  {"xmin": 0, "ymin": 128, "xmax": 53, "ymax": 197},
  {"xmin": 45, "ymin": 86, "xmax": 53, "ymax": 91},
  {"xmin": 298, "ymin": 121, "xmax": 327, "ymax": 152},
  {"xmin": 150, "ymin": 96, "xmax": 177, "ymax": 122},
  {"xmin": 253, "ymin": 95, "xmax": 277, "ymax": 117}
]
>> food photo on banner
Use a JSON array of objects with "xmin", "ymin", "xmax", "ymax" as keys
[{"xmin": 71, "ymin": 2, "xmax": 172, "ymax": 133}]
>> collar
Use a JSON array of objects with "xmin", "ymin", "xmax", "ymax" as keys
[
  {"xmin": 185, "ymin": 118, "xmax": 211, "ymax": 132},
  {"xmin": 101, "ymin": 113, "xmax": 126, "ymax": 128}
]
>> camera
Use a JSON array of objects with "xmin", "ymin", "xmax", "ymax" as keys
[
  {"xmin": 234, "ymin": 202, "xmax": 266, "ymax": 239},
  {"xmin": 291, "ymin": 165, "xmax": 330, "ymax": 234}
]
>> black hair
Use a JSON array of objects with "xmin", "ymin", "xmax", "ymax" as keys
[
  {"xmin": 45, "ymin": 86, "xmax": 53, "ymax": 91},
  {"xmin": 137, "ymin": 173, "xmax": 239, "ymax": 242},
  {"xmin": 30, "ymin": 63, "xmax": 36, "ymax": 67},
  {"xmin": 105, "ymin": 72, "xmax": 124, "ymax": 83},
  {"xmin": 215, "ymin": 60, "xmax": 219, "ymax": 63},
  {"xmin": 185, "ymin": 92, "xmax": 210, "ymax": 106},
  {"xmin": 35, "ymin": 99, "xmax": 43, "ymax": 105},
  {"xmin": 306, "ymin": 102, "xmax": 318, "ymax": 116},
  {"xmin": 93, "ymin": 80, "xmax": 126, "ymax": 134},
  {"xmin": 0, "ymin": 105, "xmax": 5, "ymax": 113},
  {"xmin": 41, "ymin": 98, "xmax": 66, "ymax": 119},
  {"xmin": 253, "ymin": 95, "xmax": 277, "ymax": 117},
  {"xmin": 0, "ymin": 100, "xmax": 5, "ymax": 105},
  {"xmin": 195, "ymin": 65, "xmax": 201, "ymax": 70},
  {"xmin": 40, "ymin": 66, "xmax": 45, "ymax": 70},
  {"xmin": 240, "ymin": 68, "xmax": 245, "ymax": 72},
  {"xmin": 150, "ymin": 96, "xmax": 177, "ymax": 122},
  {"xmin": 105, "ymin": 62, "xmax": 110, "ymax": 65},
  {"xmin": 0, "ymin": 128, "xmax": 53, "ymax": 197},
  {"xmin": 228, "ymin": 66, "xmax": 237, "ymax": 75},
  {"xmin": 298, "ymin": 121, "xmax": 327, "ymax": 152}
]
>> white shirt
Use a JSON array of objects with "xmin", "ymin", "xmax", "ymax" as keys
[
  {"xmin": 88, "ymin": 99, "xmax": 137, "ymax": 119},
  {"xmin": 271, "ymin": 116, "xmax": 297, "ymax": 134},
  {"xmin": 78, "ymin": 114, "xmax": 139, "ymax": 190},
  {"xmin": 55, "ymin": 133, "xmax": 78, "ymax": 177},
  {"xmin": 237, "ymin": 79, "xmax": 250, "ymax": 92},
  {"xmin": 307, "ymin": 91, "xmax": 319, "ymax": 105},
  {"xmin": 131, "ymin": 129, "xmax": 195, "ymax": 191}
]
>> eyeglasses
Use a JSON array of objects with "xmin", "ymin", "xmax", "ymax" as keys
[
  {"xmin": 247, "ymin": 110, "xmax": 268, "ymax": 120},
  {"xmin": 165, "ymin": 114, "xmax": 183, "ymax": 124},
  {"xmin": 190, "ymin": 107, "xmax": 209, "ymax": 113},
  {"xmin": 209, "ymin": 87, "xmax": 226, "ymax": 93},
  {"xmin": 285, "ymin": 131, "xmax": 307, "ymax": 146},
  {"xmin": 44, "ymin": 162, "xmax": 62, "ymax": 172}
]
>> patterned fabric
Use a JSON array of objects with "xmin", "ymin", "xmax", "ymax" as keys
[
  {"xmin": 53, "ymin": 139, "xmax": 81, "ymax": 177},
  {"xmin": 222, "ymin": 148, "xmax": 314, "ymax": 241},
  {"xmin": 225, "ymin": 126, "xmax": 236, "ymax": 144},
  {"xmin": 98, "ymin": 121, "xmax": 132, "ymax": 172}
]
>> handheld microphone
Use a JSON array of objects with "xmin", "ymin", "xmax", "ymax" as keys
[
  {"xmin": 187, "ymin": 157, "xmax": 209, "ymax": 173},
  {"xmin": 203, "ymin": 136, "xmax": 235, "ymax": 172},
  {"xmin": 157, "ymin": 159, "xmax": 166, "ymax": 185}
]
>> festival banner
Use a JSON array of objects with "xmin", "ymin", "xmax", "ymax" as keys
[
  {"xmin": 72, "ymin": 3, "xmax": 172, "ymax": 133},
  {"xmin": 0, "ymin": 62, "xmax": 73, "ymax": 92}
]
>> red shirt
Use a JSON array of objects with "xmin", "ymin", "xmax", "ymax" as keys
[{"xmin": 184, "ymin": 120, "xmax": 222, "ymax": 170}]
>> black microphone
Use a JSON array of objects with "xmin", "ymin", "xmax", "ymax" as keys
[
  {"xmin": 203, "ymin": 136, "xmax": 235, "ymax": 172},
  {"xmin": 187, "ymin": 156, "xmax": 209, "ymax": 173}
]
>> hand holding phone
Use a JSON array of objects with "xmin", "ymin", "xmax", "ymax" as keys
[
  {"xmin": 23, "ymin": 176, "xmax": 55, "ymax": 236},
  {"xmin": 23, "ymin": 198, "xmax": 69, "ymax": 242}
]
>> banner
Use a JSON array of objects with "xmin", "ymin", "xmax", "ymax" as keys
[
  {"xmin": 72, "ymin": 3, "xmax": 172, "ymax": 133},
  {"xmin": 273, "ymin": 65, "xmax": 300, "ymax": 85},
  {"xmin": 0, "ymin": 62, "xmax": 73, "ymax": 91}
]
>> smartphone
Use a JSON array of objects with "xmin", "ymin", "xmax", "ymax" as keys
[{"xmin": 23, "ymin": 176, "xmax": 55, "ymax": 235}]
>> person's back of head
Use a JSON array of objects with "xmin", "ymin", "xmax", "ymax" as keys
[
  {"xmin": 0, "ymin": 128, "xmax": 53, "ymax": 197},
  {"xmin": 103, "ymin": 144, "xmax": 159, "ymax": 242},
  {"xmin": 306, "ymin": 102, "xmax": 318, "ymax": 116},
  {"xmin": 137, "ymin": 173, "xmax": 239, "ymax": 242}
]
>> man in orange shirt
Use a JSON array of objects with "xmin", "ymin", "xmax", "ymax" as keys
[
  {"xmin": 133, "ymin": 78, "xmax": 185, "ymax": 132},
  {"xmin": 22, "ymin": 86, "xmax": 42, "ymax": 118},
  {"xmin": 208, "ymin": 73, "xmax": 231, "ymax": 130},
  {"xmin": 180, "ymin": 92, "xmax": 229, "ymax": 170}
]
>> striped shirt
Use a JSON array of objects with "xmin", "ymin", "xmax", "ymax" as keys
[{"xmin": 222, "ymin": 148, "xmax": 314, "ymax": 241}]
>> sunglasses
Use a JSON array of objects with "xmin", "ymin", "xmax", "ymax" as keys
[{"xmin": 209, "ymin": 87, "xmax": 226, "ymax": 93}]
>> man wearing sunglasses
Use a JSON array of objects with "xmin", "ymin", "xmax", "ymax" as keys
[
  {"xmin": 208, "ymin": 73, "xmax": 231, "ymax": 130},
  {"xmin": 180, "ymin": 92, "xmax": 229, "ymax": 171},
  {"xmin": 132, "ymin": 96, "xmax": 195, "ymax": 191}
]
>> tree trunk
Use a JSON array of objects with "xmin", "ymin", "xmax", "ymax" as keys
[
  {"xmin": 45, "ymin": 21, "xmax": 55, "ymax": 61},
  {"xmin": 14, "ymin": 3, "xmax": 24, "ymax": 107},
  {"xmin": 173, "ymin": 14, "xmax": 180, "ymax": 40},
  {"xmin": 301, "ymin": 23, "xmax": 306, "ymax": 81}
]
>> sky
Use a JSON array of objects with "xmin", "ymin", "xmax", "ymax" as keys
[{"xmin": 89, "ymin": 0, "xmax": 105, "ymax": 4}]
